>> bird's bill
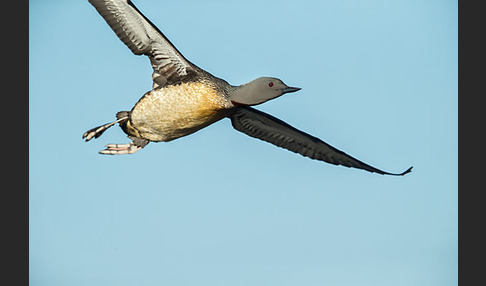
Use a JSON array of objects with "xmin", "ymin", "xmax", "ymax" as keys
[{"xmin": 280, "ymin": 86, "xmax": 301, "ymax": 94}]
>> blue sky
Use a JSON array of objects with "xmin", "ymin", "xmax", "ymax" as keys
[{"xmin": 30, "ymin": 0, "xmax": 457, "ymax": 285}]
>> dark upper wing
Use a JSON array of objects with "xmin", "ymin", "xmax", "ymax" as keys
[
  {"xmin": 230, "ymin": 107, "xmax": 412, "ymax": 176},
  {"xmin": 88, "ymin": 0, "xmax": 199, "ymax": 88}
]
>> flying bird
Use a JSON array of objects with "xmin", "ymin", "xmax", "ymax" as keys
[{"xmin": 83, "ymin": 0, "xmax": 412, "ymax": 176}]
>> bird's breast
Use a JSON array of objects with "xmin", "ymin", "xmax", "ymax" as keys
[{"xmin": 130, "ymin": 82, "xmax": 233, "ymax": 142}]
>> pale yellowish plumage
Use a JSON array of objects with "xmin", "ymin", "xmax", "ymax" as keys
[{"xmin": 128, "ymin": 82, "xmax": 233, "ymax": 142}]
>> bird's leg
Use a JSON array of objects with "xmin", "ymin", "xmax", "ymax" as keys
[
  {"xmin": 82, "ymin": 115, "xmax": 128, "ymax": 142},
  {"xmin": 99, "ymin": 137, "xmax": 149, "ymax": 155},
  {"xmin": 99, "ymin": 143, "xmax": 141, "ymax": 155}
]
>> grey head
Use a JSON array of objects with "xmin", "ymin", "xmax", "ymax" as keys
[{"xmin": 230, "ymin": 77, "xmax": 301, "ymax": 106}]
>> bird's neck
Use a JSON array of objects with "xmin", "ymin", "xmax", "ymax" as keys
[{"xmin": 229, "ymin": 83, "xmax": 259, "ymax": 106}]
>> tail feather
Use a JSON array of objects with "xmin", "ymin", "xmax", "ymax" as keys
[{"xmin": 116, "ymin": 111, "xmax": 130, "ymax": 120}]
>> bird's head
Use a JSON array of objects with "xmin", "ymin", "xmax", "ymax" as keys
[{"xmin": 230, "ymin": 77, "xmax": 301, "ymax": 106}]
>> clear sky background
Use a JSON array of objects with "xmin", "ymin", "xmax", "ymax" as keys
[{"xmin": 29, "ymin": 0, "xmax": 457, "ymax": 285}]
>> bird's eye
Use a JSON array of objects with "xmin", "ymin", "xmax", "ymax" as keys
[{"xmin": 268, "ymin": 82, "xmax": 274, "ymax": 87}]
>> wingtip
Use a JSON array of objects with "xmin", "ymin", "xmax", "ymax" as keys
[
  {"xmin": 399, "ymin": 166, "xmax": 413, "ymax": 176},
  {"xmin": 380, "ymin": 165, "xmax": 413, "ymax": 176}
]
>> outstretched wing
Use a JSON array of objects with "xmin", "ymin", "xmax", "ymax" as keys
[
  {"xmin": 230, "ymin": 107, "xmax": 412, "ymax": 176},
  {"xmin": 88, "ymin": 0, "xmax": 199, "ymax": 88}
]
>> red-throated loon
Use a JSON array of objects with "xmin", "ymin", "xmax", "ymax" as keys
[{"xmin": 82, "ymin": 0, "xmax": 412, "ymax": 176}]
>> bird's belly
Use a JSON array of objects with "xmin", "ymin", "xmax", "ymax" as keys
[{"xmin": 130, "ymin": 82, "xmax": 232, "ymax": 142}]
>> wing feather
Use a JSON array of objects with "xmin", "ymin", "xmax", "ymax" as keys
[
  {"xmin": 88, "ymin": 0, "xmax": 198, "ymax": 88},
  {"xmin": 230, "ymin": 107, "xmax": 412, "ymax": 176}
]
